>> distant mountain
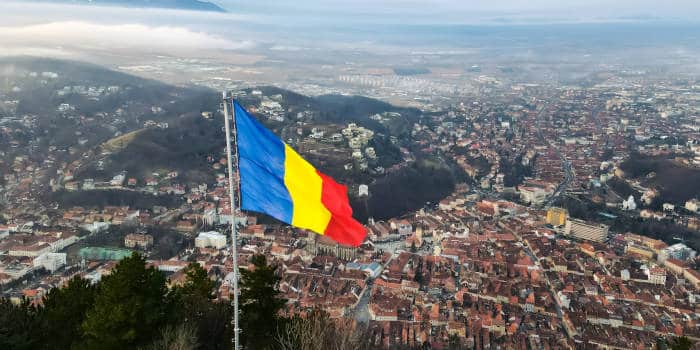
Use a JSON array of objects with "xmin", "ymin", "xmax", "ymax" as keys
[{"xmin": 30, "ymin": 0, "xmax": 226, "ymax": 12}]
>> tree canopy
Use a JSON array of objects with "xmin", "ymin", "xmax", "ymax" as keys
[
  {"xmin": 0, "ymin": 253, "xmax": 370, "ymax": 350},
  {"xmin": 81, "ymin": 253, "xmax": 172, "ymax": 349},
  {"xmin": 240, "ymin": 254, "xmax": 288, "ymax": 349}
]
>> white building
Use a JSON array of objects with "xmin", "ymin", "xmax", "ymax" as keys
[
  {"xmin": 310, "ymin": 128, "xmax": 324, "ymax": 139},
  {"xmin": 519, "ymin": 186, "xmax": 547, "ymax": 205},
  {"xmin": 82, "ymin": 221, "xmax": 110, "ymax": 234},
  {"xmin": 110, "ymin": 173, "xmax": 126, "ymax": 186},
  {"xmin": 34, "ymin": 253, "xmax": 67, "ymax": 272},
  {"xmin": 557, "ymin": 291, "xmax": 571, "ymax": 309},
  {"xmin": 365, "ymin": 147, "xmax": 377, "ymax": 159},
  {"xmin": 358, "ymin": 184, "xmax": 369, "ymax": 197},
  {"xmin": 57, "ymin": 103, "xmax": 71, "ymax": 112},
  {"xmin": 217, "ymin": 212, "xmax": 247, "ymax": 227},
  {"xmin": 51, "ymin": 235, "xmax": 79, "ymax": 252},
  {"xmin": 9, "ymin": 243, "xmax": 52, "ymax": 257},
  {"xmin": 260, "ymin": 100, "xmax": 282, "ymax": 110},
  {"xmin": 395, "ymin": 220, "xmax": 413, "ymax": 236},
  {"xmin": 622, "ymin": 195, "xmax": 637, "ymax": 211},
  {"xmin": 0, "ymin": 264, "xmax": 31, "ymax": 280},
  {"xmin": 203, "ymin": 209, "xmax": 218, "ymax": 227},
  {"xmin": 564, "ymin": 218, "xmax": 609, "ymax": 243},
  {"xmin": 658, "ymin": 243, "xmax": 697, "ymax": 262},
  {"xmin": 82, "ymin": 178, "xmax": 95, "ymax": 190},
  {"xmin": 685, "ymin": 199, "xmax": 699, "ymax": 213},
  {"xmin": 155, "ymin": 260, "xmax": 188, "ymax": 273},
  {"xmin": 195, "ymin": 231, "xmax": 227, "ymax": 249},
  {"xmin": 646, "ymin": 267, "xmax": 667, "ymax": 285}
]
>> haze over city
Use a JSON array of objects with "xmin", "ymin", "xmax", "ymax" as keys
[{"xmin": 1, "ymin": 1, "xmax": 700, "ymax": 349}]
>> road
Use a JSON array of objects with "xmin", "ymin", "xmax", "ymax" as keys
[
  {"xmin": 352, "ymin": 282, "xmax": 373, "ymax": 323},
  {"xmin": 500, "ymin": 222, "xmax": 574, "ymax": 338},
  {"xmin": 351, "ymin": 244, "xmax": 418, "ymax": 323},
  {"xmin": 544, "ymin": 160, "xmax": 574, "ymax": 207},
  {"xmin": 533, "ymin": 103, "xmax": 575, "ymax": 208}
]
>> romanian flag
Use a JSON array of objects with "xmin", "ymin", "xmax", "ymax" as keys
[{"xmin": 233, "ymin": 101, "xmax": 366, "ymax": 247}]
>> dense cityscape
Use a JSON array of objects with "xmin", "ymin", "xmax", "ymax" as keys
[{"xmin": 2, "ymin": 55, "xmax": 699, "ymax": 349}]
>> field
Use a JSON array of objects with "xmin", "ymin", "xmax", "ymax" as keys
[{"xmin": 99, "ymin": 129, "xmax": 145, "ymax": 153}]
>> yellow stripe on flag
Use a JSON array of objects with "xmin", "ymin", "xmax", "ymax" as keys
[{"xmin": 283, "ymin": 144, "xmax": 331, "ymax": 234}]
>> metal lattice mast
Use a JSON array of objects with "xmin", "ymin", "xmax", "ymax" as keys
[{"xmin": 222, "ymin": 91, "xmax": 241, "ymax": 350}]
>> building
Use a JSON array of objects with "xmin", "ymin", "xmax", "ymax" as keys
[
  {"xmin": 0, "ymin": 264, "xmax": 31, "ymax": 281},
  {"xmin": 82, "ymin": 178, "xmax": 95, "ymax": 190},
  {"xmin": 359, "ymin": 184, "xmax": 369, "ymax": 197},
  {"xmin": 685, "ymin": 199, "xmax": 699, "ymax": 213},
  {"xmin": 394, "ymin": 219, "xmax": 413, "ymax": 236},
  {"xmin": 626, "ymin": 245, "xmax": 654, "ymax": 260},
  {"xmin": 0, "ymin": 227, "xmax": 9, "ymax": 240},
  {"xmin": 9, "ymin": 243, "xmax": 52, "ymax": 257},
  {"xmin": 33, "ymin": 253, "xmax": 67, "ymax": 272},
  {"xmin": 306, "ymin": 235, "xmax": 357, "ymax": 260},
  {"xmin": 346, "ymin": 262, "xmax": 382, "ymax": 278},
  {"xmin": 110, "ymin": 172, "xmax": 126, "ymax": 186},
  {"xmin": 622, "ymin": 195, "xmax": 637, "ymax": 211},
  {"xmin": 79, "ymin": 247, "xmax": 133, "ymax": 261},
  {"xmin": 203, "ymin": 209, "xmax": 218, "ymax": 227},
  {"xmin": 124, "ymin": 233, "xmax": 154, "ymax": 250},
  {"xmin": 195, "ymin": 231, "xmax": 227, "ymax": 249},
  {"xmin": 647, "ymin": 267, "xmax": 667, "ymax": 285},
  {"xmin": 658, "ymin": 243, "xmax": 697, "ymax": 262},
  {"xmin": 82, "ymin": 221, "xmax": 110, "ymax": 234},
  {"xmin": 154, "ymin": 260, "xmax": 189, "ymax": 273},
  {"xmin": 546, "ymin": 207, "xmax": 568, "ymax": 227},
  {"xmin": 519, "ymin": 186, "xmax": 547, "ymax": 205},
  {"xmin": 564, "ymin": 218, "xmax": 609, "ymax": 243},
  {"xmin": 662, "ymin": 203, "xmax": 675, "ymax": 212},
  {"xmin": 368, "ymin": 303, "xmax": 398, "ymax": 322}
]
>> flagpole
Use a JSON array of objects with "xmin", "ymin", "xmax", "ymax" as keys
[{"xmin": 222, "ymin": 91, "xmax": 241, "ymax": 350}]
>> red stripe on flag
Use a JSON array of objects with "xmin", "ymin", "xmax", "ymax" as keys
[{"xmin": 317, "ymin": 171, "xmax": 366, "ymax": 247}]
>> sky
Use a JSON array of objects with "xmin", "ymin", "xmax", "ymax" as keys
[
  {"xmin": 0, "ymin": 2, "xmax": 253, "ymax": 58},
  {"xmin": 215, "ymin": 0, "xmax": 700, "ymax": 24},
  {"xmin": 0, "ymin": 0, "xmax": 699, "ymax": 62}
]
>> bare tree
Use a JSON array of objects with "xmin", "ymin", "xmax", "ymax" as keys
[
  {"xmin": 275, "ymin": 309, "xmax": 376, "ymax": 350},
  {"xmin": 143, "ymin": 323, "xmax": 199, "ymax": 350}
]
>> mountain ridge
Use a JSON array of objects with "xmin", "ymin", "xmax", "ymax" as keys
[
  {"xmin": 2, "ymin": 57, "xmax": 461, "ymax": 222},
  {"xmin": 22, "ymin": 0, "xmax": 226, "ymax": 12}
]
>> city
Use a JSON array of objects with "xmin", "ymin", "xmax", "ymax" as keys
[{"xmin": 1, "ymin": 0, "xmax": 700, "ymax": 349}]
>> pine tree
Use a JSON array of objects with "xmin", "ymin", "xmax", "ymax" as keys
[
  {"xmin": 38, "ymin": 276, "xmax": 97, "ymax": 349},
  {"xmin": 240, "ymin": 254, "xmax": 287, "ymax": 349},
  {"xmin": 172, "ymin": 262, "xmax": 231, "ymax": 350},
  {"xmin": 0, "ymin": 298, "xmax": 40, "ymax": 350},
  {"xmin": 81, "ymin": 253, "xmax": 172, "ymax": 349},
  {"xmin": 178, "ymin": 262, "xmax": 216, "ymax": 300}
]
